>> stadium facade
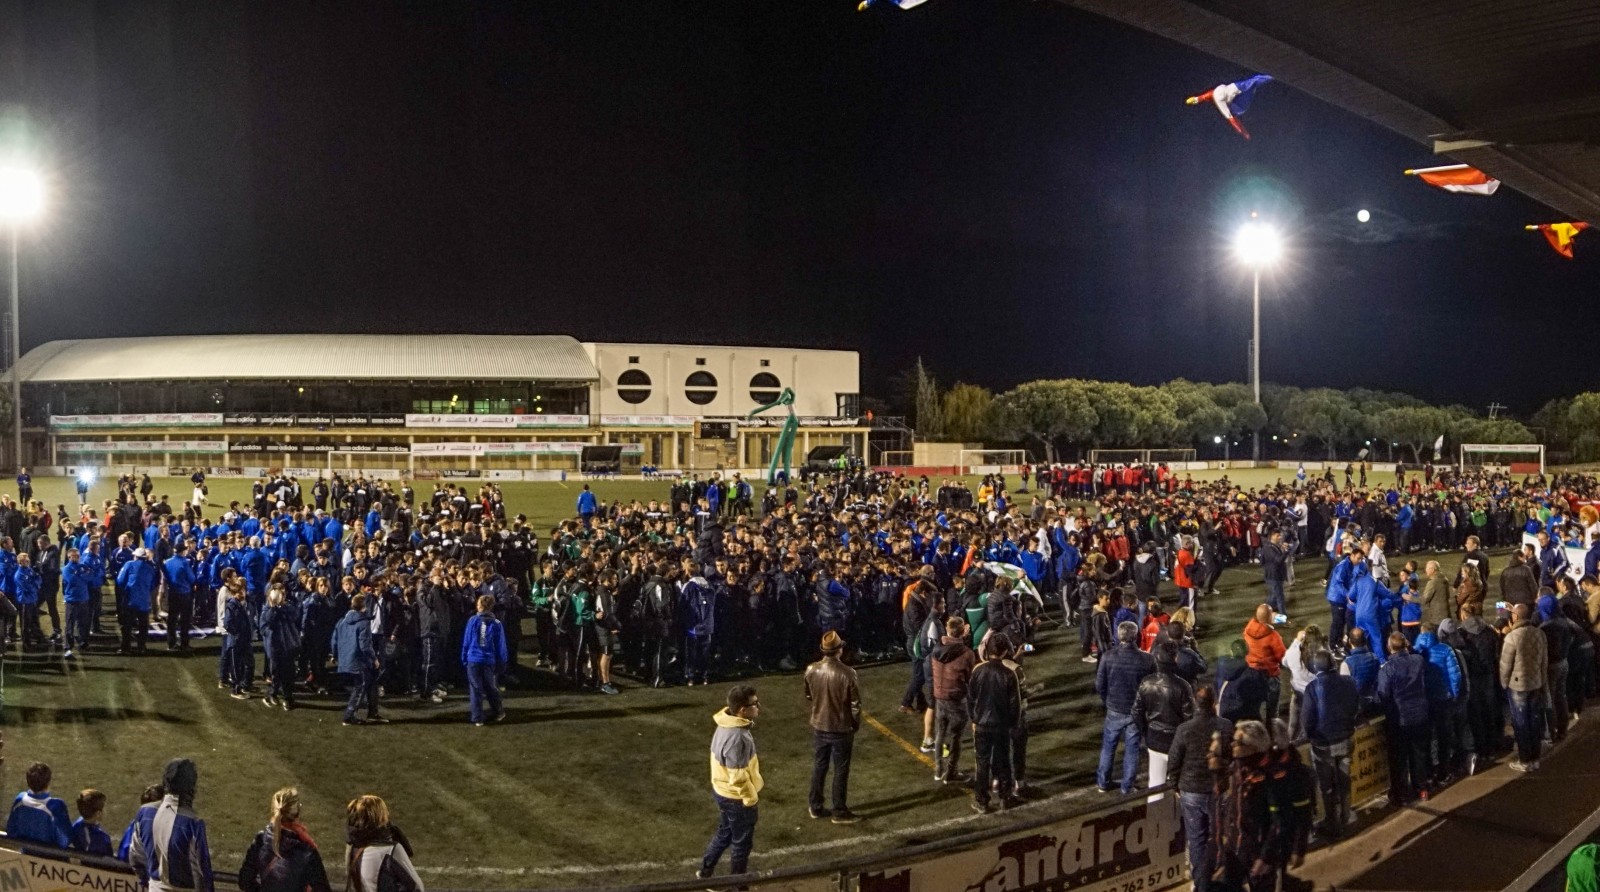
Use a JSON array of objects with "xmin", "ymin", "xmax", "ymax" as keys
[{"xmin": 12, "ymin": 334, "xmax": 865, "ymax": 476}]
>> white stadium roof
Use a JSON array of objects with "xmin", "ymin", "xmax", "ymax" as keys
[{"xmin": 12, "ymin": 334, "xmax": 600, "ymax": 383}]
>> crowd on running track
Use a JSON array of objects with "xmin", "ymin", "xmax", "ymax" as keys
[{"xmin": 5, "ymin": 460, "xmax": 1600, "ymax": 890}]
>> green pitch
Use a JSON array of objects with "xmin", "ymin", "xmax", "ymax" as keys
[{"xmin": 2, "ymin": 469, "xmax": 1471, "ymax": 888}]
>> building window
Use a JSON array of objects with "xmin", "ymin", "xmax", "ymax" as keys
[
  {"xmin": 684, "ymin": 371, "xmax": 718, "ymax": 406},
  {"xmin": 616, "ymin": 369, "xmax": 652, "ymax": 405},
  {"xmin": 759, "ymin": 359, "xmax": 770, "ymax": 367},
  {"xmin": 749, "ymin": 372, "xmax": 782, "ymax": 404},
  {"xmin": 695, "ymin": 357, "xmax": 707, "ymax": 366},
  {"xmin": 628, "ymin": 356, "xmax": 639, "ymax": 364}
]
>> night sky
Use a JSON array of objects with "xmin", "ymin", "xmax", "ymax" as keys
[{"xmin": 0, "ymin": 1, "xmax": 1590, "ymax": 412}]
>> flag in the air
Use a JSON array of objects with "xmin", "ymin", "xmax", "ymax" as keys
[
  {"xmin": 1432, "ymin": 434, "xmax": 1446, "ymax": 460},
  {"xmin": 1186, "ymin": 74, "xmax": 1273, "ymax": 139},
  {"xmin": 858, "ymin": 0, "xmax": 929, "ymax": 10},
  {"xmin": 1404, "ymin": 164, "xmax": 1500, "ymax": 196},
  {"xmin": 982, "ymin": 562, "xmax": 1044, "ymax": 608},
  {"xmin": 1525, "ymin": 222, "xmax": 1591, "ymax": 258}
]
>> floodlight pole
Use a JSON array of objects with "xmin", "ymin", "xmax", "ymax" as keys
[
  {"xmin": 1248, "ymin": 263, "xmax": 1260, "ymax": 460},
  {"xmin": 8, "ymin": 226, "xmax": 19, "ymax": 474}
]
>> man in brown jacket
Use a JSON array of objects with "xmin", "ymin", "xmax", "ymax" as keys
[
  {"xmin": 1419, "ymin": 561, "xmax": 1455, "ymax": 629},
  {"xmin": 931, "ymin": 616, "xmax": 979, "ymax": 784},
  {"xmin": 804, "ymin": 630, "xmax": 862, "ymax": 823},
  {"xmin": 1499, "ymin": 604, "xmax": 1548, "ymax": 772}
]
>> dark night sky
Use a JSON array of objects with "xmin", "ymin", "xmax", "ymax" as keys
[{"xmin": 0, "ymin": 1, "xmax": 1591, "ymax": 412}]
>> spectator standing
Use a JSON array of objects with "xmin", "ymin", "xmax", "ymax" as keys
[
  {"xmin": 1539, "ymin": 594, "xmax": 1579, "ymax": 744},
  {"xmin": 238, "ymin": 787, "xmax": 332, "ymax": 892},
  {"xmin": 967, "ymin": 636, "xmax": 1023, "ymax": 813},
  {"xmin": 461, "ymin": 594, "xmax": 508, "ymax": 726},
  {"xmin": 344, "ymin": 796, "xmax": 422, "ymax": 892},
  {"xmin": 333, "ymin": 593, "xmax": 386, "ymax": 727},
  {"xmin": 1499, "ymin": 552, "xmax": 1539, "ymax": 611},
  {"xmin": 1260, "ymin": 530, "xmax": 1289, "ymax": 615},
  {"xmin": 6, "ymin": 761, "xmax": 71, "ymax": 848},
  {"xmin": 930, "ymin": 616, "xmax": 977, "ymax": 785},
  {"xmin": 1095, "ymin": 621, "xmax": 1155, "ymax": 794},
  {"xmin": 1340, "ymin": 628, "xmax": 1381, "ymax": 712},
  {"xmin": 699, "ymin": 685, "xmax": 763, "ymax": 882},
  {"xmin": 803, "ymin": 631, "xmax": 861, "ymax": 825},
  {"xmin": 1167, "ymin": 685, "xmax": 1231, "ymax": 892},
  {"xmin": 1446, "ymin": 604, "xmax": 1501, "ymax": 774},
  {"xmin": 130, "ymin": 758, "xmax": 214, "ymax": 892},
  {"xmin": 1500, "ymin": 603, "xmax": 1548, "ymax": 772},
  {"xmin": 1377, "ymin": 633, "xmax": 1432, "ymax": 802},
  {"xmin": 1243, "ymin": 605, "xmax": 1287, "ymax": 721},
  {"xmin": 1131, "ymin": 641, "xmax": 1195, "ymax": 789},
  {"xmin": 1210, "ymin": 721, "xmax": 1315, "ymax": 892},
  {"xmin": 1302, "ymin": 648, "xmax": 1359, "ymax": 838},
  {"xmin": 70, "ymin": 789, "xmax": 113, "ymax": 856}
]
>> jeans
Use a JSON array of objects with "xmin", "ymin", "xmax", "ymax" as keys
[
  {"xmin": 1180, "ymin": 791, "xmax": 1215, "ymax": 892},
  {"xmin": 344, "ymin": 667, "xmax": 380, "ymax": 721},
  {"xmin": 934, "ymin": 699, "xmax": 968, "ymax": 779},
  {"xmin": 809, "ymin": 731, "xmax": 854, "ymax": 812},
  {"xmin": 1097, "ymin": 710, "xmax": 1143, "ymax": 793},
  {"xmin": 168, "ymin": 593, "xmax": 194, "ymax": 649},
  {"xmin": 1508, "ymin": 689, "xmax": 1544, "ymax": 764},
  {"xmin": 1264, "ymin": 579, "xmax": 1285, "ymax": 614},
  {"xmin": 701, "ymin": 795, "xmax": 757, "ymax": 876},
  {"xmin": 1388, "ymin": 722, "xmax": 1431, "ymax": 801},
  {"xmin": 974, "ymin": 728, "xmax": 1013, "ymax": 807},
  {"xmin": 467, "ymin": 662, "xmax": 503, "ymax": 724},
  {"xmin": 1548, "ymin": 661, "xmax": 1571, "ymax": 741},
  {"xmin": 901, "ymin": 655, "xmax": 931, "ymax": 711},
  {"xmin": 65, "ymin": 600, "xmax": 93, "ymax": 650},
  {"xmin": 1311, "ymin": 738, "xmax": 1352, "ymax": 837},
  {"xmin": 1328, "ymin": 601, "xmax": 1347, "ymax": 648}
]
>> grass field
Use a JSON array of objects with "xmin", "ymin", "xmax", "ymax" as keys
[{"xmin": 1, "ymin": 470, "xmax": 1496, "ymax": 888}]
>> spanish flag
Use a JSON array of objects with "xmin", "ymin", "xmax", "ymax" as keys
[
  {"xmin": 1526, "ymin": 222, "xmax": 1591, "ymax": 259},
  {"xmin": 1404, "ymin": 164, "xmax": 1500, "ymax": 196}
]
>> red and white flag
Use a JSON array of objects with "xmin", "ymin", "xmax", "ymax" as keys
[{"xmin": 1404, "ymin": 164, "xmax": 1499, "ymax": 196}]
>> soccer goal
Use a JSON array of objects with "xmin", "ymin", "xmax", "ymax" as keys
[
  {"xmin": 958, "ymin": 449, "xmax": 1028, "ymax": 475},
  {"xmin": 1087, "ymin": 448, "xmax": 1198, "ymax": 466},
  {"xmin": 1459, "ymin": 443, "xmax": 1545, "ymax": 475},
  {"xmin": 1147, "ymin": 448, "xmax": 1198, "ymax": 465}
]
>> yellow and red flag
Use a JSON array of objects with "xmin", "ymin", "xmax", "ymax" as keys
[{"xmin": 1525, "ymin": 222, "xmax": 1591, "ymax": 258}]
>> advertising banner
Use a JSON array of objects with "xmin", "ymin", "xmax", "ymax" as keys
[
  {"xmin": 857, "ymin": 793, "xmax": 1188, "ymax": 892},
  {"xmin": 405, "ymin": 414, "xmax": 588, "ymax": 429},
  {"xmin": 600, "ymin": 414, "xmax": 695, "ymax": 427},
  {"xmin": 0, "ymin": 845, "xmax": 143, "ymax": 892},
  {"xmin": 221, "ymin": 413, "xmax": 405, "ymax": 428},
  {"xmin": 705, "ymin": 416, "xmax": 863, "ymax": 429},
  {"xmin": 59, "ymin": 440, "xmax": 225, "ymax": 454},
  {"xmin": 51, "ymin": 413, "xmax": 222, "ymax": 429},
  {"xmin": 411, "ymin": 442, "xmax": 643, "ymax": 457}
]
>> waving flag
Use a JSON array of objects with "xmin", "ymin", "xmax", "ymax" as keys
[
  {"xmin": 982, "ymin": 562, "xmax": 1043, "ymax": 608},
  {"xmin": 858, "ymin": 0, "xmax": 929, "ymax": 9},
  {"xmin": 1404, "ymin": 164, "xmax": 1500, "ymax": 196},
  {"xmin": 1526, "ymin": 222, "xmax": 1591, "ymax": 258},
  {"xmin": 1432, "ymin": 434, "xmax": 1446, "ymax": 461},
  {"xmin": 1186, "ymin": 74, "xmax": 1273, "ymax": 139}
]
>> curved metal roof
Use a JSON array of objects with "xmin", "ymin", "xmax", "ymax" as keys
[
  {"xmin": 13, "ymin": 334, "xmax": 599, "ymax": 383},
  {"xmin": 1065, "ymin": 0, "xmax": 1600, "ymax": 223}
]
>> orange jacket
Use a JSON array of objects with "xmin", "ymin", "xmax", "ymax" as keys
[{"xmin": 1243, "ymin": 618, "xmax": 1286, "ymax": 677}]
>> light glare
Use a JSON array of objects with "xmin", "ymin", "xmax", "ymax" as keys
[
  {"xmin": 0, "ymin": 167, "xmax": 44, "ymax": 222},
  {"xmin": 1234, "ymin": 221, "xmax": 1281, "ymax": 268}
]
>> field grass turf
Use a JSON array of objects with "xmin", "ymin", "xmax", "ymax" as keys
[{"xmin": 1, "ymin": 470, "xmax": 1491, "ymax": 888}]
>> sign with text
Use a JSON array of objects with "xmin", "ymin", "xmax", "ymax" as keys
[
  {"xmin": 222, "ymin": 413, "xmax": 406, "ymax": 428},
  {"xmin": 58, "ymin": 440, "xmax": 226, "ymax": 454},
  {"xmin": 404, "ymin": 413, "xmax": 588, "ymax": 429},
  {"xmin": 857, "ymin": 792, "xmax": 1188, "ymax": 892},
  {"xmin": 599, "ymin": 414, "xmax": 695, "ymax": 427},
  {"xmin": 52, "ymin": 413, "xmax": 222, "ymax": 429},
  {"xmin": 0, "ymin": 845, "xmax": 142, "ymax": 892}
]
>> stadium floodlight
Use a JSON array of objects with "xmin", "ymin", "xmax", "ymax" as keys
[
  {"xmin": 0, "ymin": 166, "xmax": 43, "ymax": 476},
  {"xmin": 1235, "ymin": 220, "xmax": 1281, "ymax": 461}
]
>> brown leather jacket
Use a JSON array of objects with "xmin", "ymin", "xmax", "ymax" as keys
[{"xmin": 804, "ymin": 655, "xmax": 861, "ymax": 733}]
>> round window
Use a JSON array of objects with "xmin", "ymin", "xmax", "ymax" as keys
[
  {"xmin": 685, "ymin": 371, "xmax": 718, "ymax": 406},
  {"xmin": 616, "ymin": 369, "xmax": 651, "ymax": 405},
  {"xmin": 749, "ymin": 372, "xmax": 782, "ymax": 404}
]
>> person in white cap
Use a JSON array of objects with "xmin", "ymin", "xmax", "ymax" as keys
[{"xmin": 116, "ymin": 548, "xmax": 161, "ymax": 654}]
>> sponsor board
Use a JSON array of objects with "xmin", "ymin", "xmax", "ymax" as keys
[
  {"xmin": 411, "ymin": 441, "xmax": 643, "ymax": 457},
  {"xmin": 857, "ymin": 793, "xmax": 1188, "ymax": 892},
  {"xmin": 600, "ymin": 414, "xmax": 695, "ymax": 427},
  {"xmin": 51, "ymin": 413, "xmax": 222, "ymax": 429},
  {"xmin": 1522, "ymin": 532, "xmax": 1588, "ymax": 584},
  {"xmin": 704, "ymin": 415, "xmax": 864, "ymax": 429},
  {"xmin": 59, "ymin": 440, "xmax": 226, "ymax": 454},
  {"xmin": 404, "ymin": 413, "xmax": 588, "ymax": 429},
  {"xmin": 0, "ymin": 845, "xmax": 143, "ymax": 892},
  {"xmin": 223, "ymin": 413, "xmax": 406, "ymax": 428}
]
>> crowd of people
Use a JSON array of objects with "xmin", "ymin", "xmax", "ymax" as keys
[
  {"xmin": 4, "ymin": 749, "xmax": 422, "ymax": 892},
  {"xmin": 5, "ymin": 461, "xmax": 1600, "ymax": 890}
]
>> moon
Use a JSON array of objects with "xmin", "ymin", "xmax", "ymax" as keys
[{"xmin": 1357, "ymin": 208, "xmax": 1371, "ymax": 223}]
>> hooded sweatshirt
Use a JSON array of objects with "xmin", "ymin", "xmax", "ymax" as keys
[
  {"xmin": 709, "ymin": 709, "xmax": 763, "ymax": 806},
  {"xmin": 1244, "ymin": 618, "xmax": 1286, "ymax": 677},
  {"xmin": 931, "ymin": 635, "xmax": 978, "ymax": 702}
]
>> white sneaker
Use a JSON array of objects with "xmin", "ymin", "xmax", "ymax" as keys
[{"xmin": 62, "ymin": 649, "xmax": 74, "ymax": 659}]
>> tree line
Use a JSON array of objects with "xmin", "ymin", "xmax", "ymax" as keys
[{"xmin": 897, "ymin": 359, "xmax": 1537, "ymax": 463}]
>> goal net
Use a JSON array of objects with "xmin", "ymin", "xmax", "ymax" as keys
[
  {"xmin": 958, "ymin": 449, "xmax": 1028, "ymax": 475},
  {"xmin": 1088, "ymin": 448, "xmax": 1199, "ymax": 466},
  {"xmin": 1147, "ymin": 448, "xmax": 1198, "ymax": 464},
  {"xmin": 1459, "ymin": 443, "xmax": 1545, "ymax": 475}
]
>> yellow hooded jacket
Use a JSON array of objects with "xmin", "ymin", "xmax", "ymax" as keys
[{"xmin": 709, "ymin": 708, "xmax": 764, "ymax": 806}]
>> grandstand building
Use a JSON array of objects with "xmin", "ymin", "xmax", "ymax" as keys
[{"xmin": 11, "ymin": 334, "xmax": 864, "ymax": 477}]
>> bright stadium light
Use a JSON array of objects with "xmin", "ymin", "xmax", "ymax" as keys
[
  {"xmin": 1235, "ymin": 219, "xmax": 1282, "ymax": 462},
  {"xmin": 1234, "ymin": 221, "xmax": 1281, "ymax": 267},
  {"xmin": 0, "ymin": 167, "xmax": 44, "ymax": 222},
  {"xmin": 0, "ymin": 165, "xmax": 43, "ymax": 476}
]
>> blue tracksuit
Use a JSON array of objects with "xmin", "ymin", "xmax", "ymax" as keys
[
  {"xmin": 221, "ymin": 598, "xmax": 254, "ymax": 691},
  {"xmin": 162, "ymin": 556, "xmax": 195, "ymax": 595},
  {"xmin": 577, "ymin": 490, "xmax": 598, "ymax": 516},
  {"xmin": 128, "ymin": 795, "xmax": 214, "ymax": 892},
  {"xmin": 6, "ymin": 791, "xmax": 71, "ymax": 848},
  {"xmin": 1349, "ymin": 574, "xmax": 1400, "ymax": 663},
  {"xmin": 462, "ymin": 612, "xmax": 509, "ymax": 723},
  {"xmin": 11, "ymin": 567, "xmax": 39, "ymax": 606},
  {"xmin": 70, "ymin": 818, "xmax": 113, "ymax": 856},
  {"xmin": 118, "ymin": 559, "xmax": 159, "ymax": 613}
]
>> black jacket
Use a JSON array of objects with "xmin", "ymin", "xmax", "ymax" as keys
[
  {"xmin": 1167, "ymin": 713, "xmax": 1233, "ymax": 795},
  {"xmin": 1131, "ymin": 670, "xmax": 1196, "ymax": 753},
  {"xmin": 966, "ymin": 658, "xmax": 1022, "ymax": 730},
  {"xmin": 1260, "ymin": 541, "xmax": 1288, "ymax": 583},
  {"xmin": 1130, "ymin": 554, "xmax": 1161, "ymax": 600},
  {"xmin": 238, "ymin": 824, "xmax": 332, "ymax": 892}
]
